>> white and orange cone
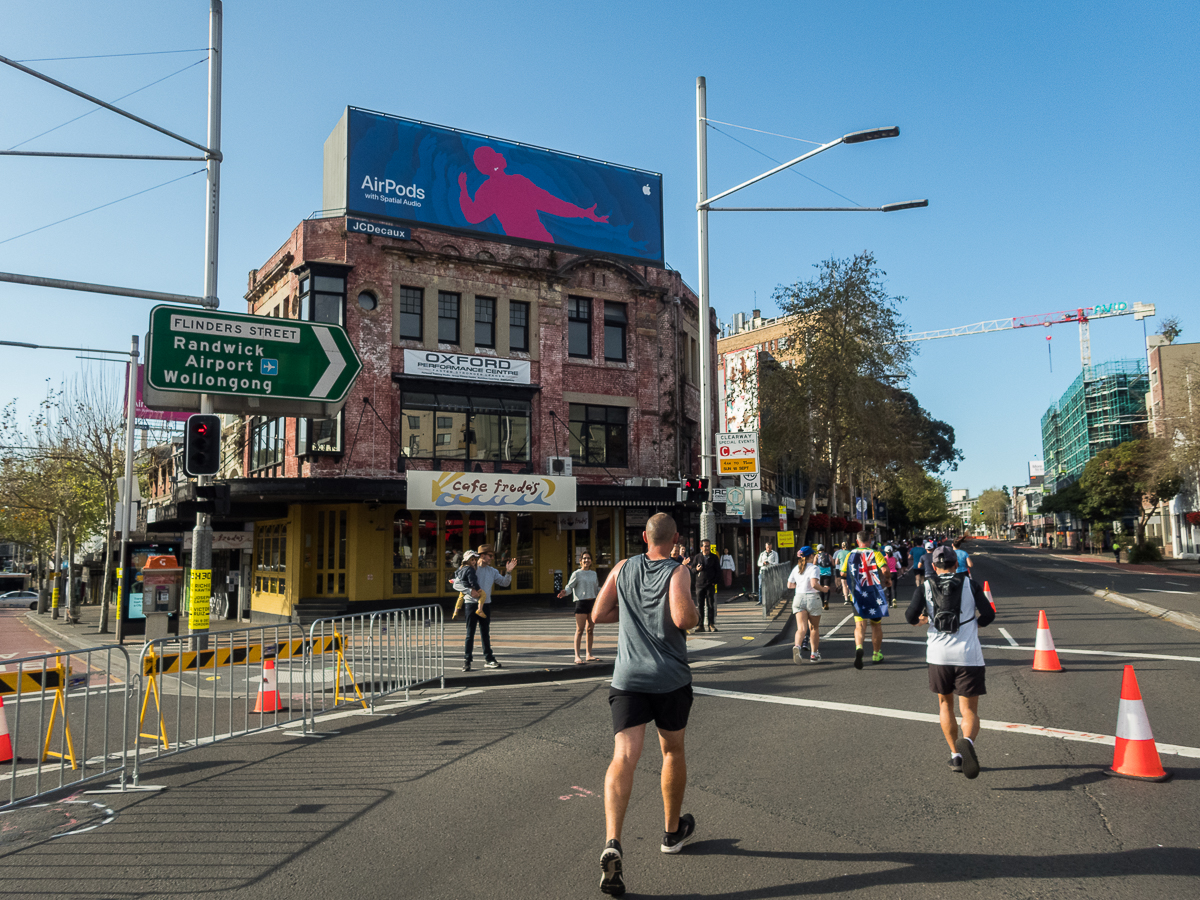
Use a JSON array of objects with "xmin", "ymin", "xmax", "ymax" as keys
[
  {"xmin": 1104, "ymin": 665, "xmax": 1170, "ymax": 781},
  {"xmin": 254, "ymin": 659, "xmax": 286, "ymax": 713},
  {"xmin": 1032, "ymin": 610, "xmax": 1063, "ymax": 672},
  {"xmin": 983, "ymin": 580, "xmax": 996, "ymax": 612},
  {"xmin": 0, "ymin": 695, "xmax": 13, "ymax": 764}
]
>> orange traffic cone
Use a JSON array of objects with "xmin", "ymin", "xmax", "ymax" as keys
[
  {"xmin": 1104, "ymin": 665, "xmax": 1170, "ymax": 781},
  {"xmin": 254, "ymin": 659, "xmax": 286, "ymax": 713},
  {"xmin": 1032, "ymin": 610, "xmax": 1063, "ymax": 672},
  {"xmin": 0, "ymin": 695, "xmax": 13, "ymax": 763},
  {"xmin": 983, "ymin": 580, "xmax": 996, "ymax": 612}
]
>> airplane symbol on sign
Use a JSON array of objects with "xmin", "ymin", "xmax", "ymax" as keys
[{"xmin": 261, "ymin": 358, "xmax": 278, "ymax": 376}]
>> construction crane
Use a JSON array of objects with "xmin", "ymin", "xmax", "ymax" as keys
[{"xmin": 900, "ymin": 301, "xmax": 1156, "ymax": 368}]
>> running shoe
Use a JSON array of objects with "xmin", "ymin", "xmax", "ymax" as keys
[
  {"xmin": 948, "ymin": 755, "xmax": 963, "ymax": 774},
  {"xmin": 809, "ymin": 651, "xmax": 822, "ymax": 662},
  {"xmin": 872, "ymin": 652, "xmax": 885, "ymax": 664},
  {"xmin": 854, "ymin": 647, "xmax": 864, "ymax": 670},
  {"xmin": 461, "ymin": 662, "xmax": 471, "ymax": 672},
  {"xmin": 484, "ymin": 660, "xmax": 502, "ymax": 669},
  {"xmin": 792, "ymin": 645, "xmax": 803, "ymax": 665},
  {"xmin": 955, "ymin": 738, "xmax": 980, "ymax": 779},
  {"xmin": 600, "ymin": 839, "xmax": 625, "ymax": 896},
  {"xmin": 661, "ymin": 813, "xmax": 696, "ymax": 854}
]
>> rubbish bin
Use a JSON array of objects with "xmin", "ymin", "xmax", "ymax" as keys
[{"xmin": 142, "ymin": 555, "xmax": 182, "ymax": 642}]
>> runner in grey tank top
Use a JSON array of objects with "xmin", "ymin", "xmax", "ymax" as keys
[{"xmin": 611, "ymin": 554, "xmax": 690, "ymax": 693}]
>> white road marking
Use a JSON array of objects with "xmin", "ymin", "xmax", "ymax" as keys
[
  {"xmin": 819, "ymin": 635, "xmax": 1200, "ymax": 662},
  {"xmin": 1142, "ymin": 589, "xmax": 1192, "ymax": 595},
  {"xmin": 823, "ymin": 613, "xmax": 855, "ymax": 640},
  {"xmin": 1167, "ymin": 582, "xmax": 1192, "ymax": 588},
  {"xmin": 999, "ymin": 628, "xmax": 1020, "ymax": 647},
  {"xmin": 693, "ymin": 685, "xmax": 1200, "ymax": 759}
]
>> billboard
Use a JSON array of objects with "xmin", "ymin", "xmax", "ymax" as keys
[{"xmin": 326, "ymin": 108, "xmax": 663, "ymax": 264}]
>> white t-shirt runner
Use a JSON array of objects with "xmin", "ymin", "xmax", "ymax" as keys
[{"xmin": 788, "ymin": 563, "xmax": 821, "ymax": 602}]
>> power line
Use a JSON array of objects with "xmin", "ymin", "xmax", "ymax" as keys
[
  {"xmin": 707, "ymin": 123, "xmax": 862, "ymax": 207},
  {"xmin": 7, "ymin": 56, "xmax": 208, "ymax": 151},
  {"xmin": 0, "ymin": 168, "xmax": 204, "ymax": 246},
  {"xmin": 17, "ymin": 48, "xmax": 210, "ymax": 62},
  {"xmin": 704, "ymin": 118, "xmax": 824, "ymax": 146}
]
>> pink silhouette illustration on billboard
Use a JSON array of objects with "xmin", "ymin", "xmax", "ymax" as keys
[{"xmin": 458, "ymin": 146, "xmax": 610, "ymax": 243}]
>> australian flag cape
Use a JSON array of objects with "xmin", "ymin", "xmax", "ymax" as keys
[{"xmin": 846, "ymin": 548, "xmax": 890, "ymax": 619}]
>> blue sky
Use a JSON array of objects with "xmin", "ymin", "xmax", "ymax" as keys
[{"xmin": 2, "ymin": 1, "xmax": 1196, "ymax": 496}]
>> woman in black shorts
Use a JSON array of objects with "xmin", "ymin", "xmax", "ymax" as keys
[{"xmin": 558, "ymin": 551, "xmax": 601, "ymax": 663}]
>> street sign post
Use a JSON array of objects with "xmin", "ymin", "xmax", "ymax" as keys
[
  {"xmin": 716, "ymin": 431, "xmax": 759, "ymax": 475},
  {"xmin": 740, "ymin": 472, "xmax": 760, "ymax": 489},
  {"xmin": 725, "ymin": 485, "xmax": 745, "ymax": 516},
  {"xmin": 143, "ymin": 305, "xmax": 363, "ymax": 417}
]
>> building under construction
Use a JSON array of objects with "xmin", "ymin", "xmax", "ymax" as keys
[{"xmin": 1041, "ymin": 358, "xmax": 1149, "ymax": 486}]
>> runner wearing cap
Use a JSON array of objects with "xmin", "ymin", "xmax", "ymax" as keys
[{"xmin": 787, "ymin": 546, "xmax": 830, "ymax": 663}]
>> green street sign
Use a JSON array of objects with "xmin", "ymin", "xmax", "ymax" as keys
[{"xmin": 144, "ymin": 305, "xmax": 362, "ymax": 417}]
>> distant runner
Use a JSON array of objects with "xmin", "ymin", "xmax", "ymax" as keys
[{"xmin": 841, "ymin": 531, "xmax": 892, "ymax": 669}]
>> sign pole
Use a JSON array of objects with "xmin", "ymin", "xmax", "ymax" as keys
[
  {"xmin": 113, "ymin": 335, "xmax": 139, "ymax": 643},
  {"xmin": 190, "ymin": 0, "xmax": 222, "ymax": 650}
]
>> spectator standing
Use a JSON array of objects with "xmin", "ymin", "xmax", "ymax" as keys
[
  {"xmin": 905, "ymin": 544, "xmax": 995, "ymax": 778},
  {"xmin": 592, "ymin": 513, "xmax": 699, "ymax": 896},
  {"xmin": 559, "ymin": 551, "xmax": 601, "ymax": 664},
  {"xmin": 719, "ymin": 548, "xmax": 735, "ymax": 591},
  {"xmin": 756, "ymin": 541, "xmax": 779, "ymax": 606},
  {"xmin": 690, "ymin": 540, "xmax": 722, "ymax": 632},
  {"xmin": 466, "ymin": 546, "xmax": 518, "ymax": 671}
]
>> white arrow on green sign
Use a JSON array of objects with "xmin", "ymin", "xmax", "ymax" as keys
[{"xmin": 144, "ymin": 305, "xmax": 362, "ymax": 417}]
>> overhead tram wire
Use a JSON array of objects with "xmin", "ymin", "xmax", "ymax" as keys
[
  {"xmin": 706, "ymin": 123, "xmax": 864, "ymax": 208},
  {"xmin": 6, "ymin": 56, "xmax": 209, "ymax": 151},
  {"xmin": 17, "ymin": 48, "xmax": 211, "ymax": 63},
  {"xmin": 0, "ymin": 168, "xmax": 205, "ymax": 246}
]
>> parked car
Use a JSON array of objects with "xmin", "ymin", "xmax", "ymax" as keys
[{"xmin": 0, "ymin": 590, "xmax": 38, "ymax": 610}]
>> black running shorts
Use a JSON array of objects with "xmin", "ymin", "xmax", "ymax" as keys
[
  {"xmin": 573, "ymin": 598, "xmax": 595, "ymax": 616},
  {"xmin": 928, "ymin": 664, "xmax": 987, "ymax": 697},
  {"xmin": 609, "ymin": 683, "xmax": 693, "ymax": 734}
]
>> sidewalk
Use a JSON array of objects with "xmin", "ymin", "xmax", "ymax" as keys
[{"xmin": 24, "ymin": 589, "xmax": 795, "ymax": 688}]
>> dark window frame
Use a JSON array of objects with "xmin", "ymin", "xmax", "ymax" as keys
[
  {"xmin": 398, "ymin": 286, "xmax": 423, "ymax": 341},
  {"xmin": 567, "ymin": 295, "xmax": 592, "ymax": 358},
  {"xmin": 438, "ymin": 291, "xmax": 460, "ymax": 345},
  {"xmin": 400, "ymin": 392, "xmax": 532, "ymax": 464},
  {"xmin": 568, "ymin": 403, "xmax": 629, "ymax": 468},
  {"xmin": 604, "ymin": 302, "xmax": 628, "ymax": 362},
  {"xmin": 475, "ymin": 296, "xmax": 496, "ymax": 349},
  {"xmin": 249, "ymin": 416, "xmax": 286, "ymax": 473},
  {"xmin": 297, "ymin": 266, "xmax": 347, "ymax": 327},
  {"xmin": 297, "ymin": 410, "xmax": 345, "ymax": 458},
  {"xmin": 509, "ymin": 300, "xmax": 530, "ymax": 352}
]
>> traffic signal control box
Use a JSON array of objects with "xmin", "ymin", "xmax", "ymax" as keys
[
  {"xmin": 184, "ymin": 414, "xmax": 222, "ymax": 477},
  {"xmin": 677, "ymin": 476, "xmax": 709, "ymax": 503}
]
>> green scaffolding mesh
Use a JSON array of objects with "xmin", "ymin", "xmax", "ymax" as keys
[{"xmin": 1041, "ymin": 359, "xmax": 1149, "ymax": 480}]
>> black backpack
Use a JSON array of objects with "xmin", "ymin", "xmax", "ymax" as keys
[{"xmin": 927, "ymin": 573, "xmax": 965, "ymax": 634}]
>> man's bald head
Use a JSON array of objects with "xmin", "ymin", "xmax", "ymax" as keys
[{"xmin": 645, "ymin": 513, "xmax": 678, "ymax": 549}]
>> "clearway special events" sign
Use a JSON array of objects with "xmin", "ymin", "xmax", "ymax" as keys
[
  {"xmin": 406, "ymin": 471, "xmax": 576, "ymax": 512},
  {"xmin": 402, "ymin": 349, "xmax": 531, "ymax": 384}
]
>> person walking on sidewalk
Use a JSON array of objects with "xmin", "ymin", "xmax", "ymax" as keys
[
  {"xmin": 840, "ymin": 531, "xmax": 892, "ymax": 669},
  {"xmin": 788, "ymin": 546, "xmax": 829, "ymax": 663},
  {"xmin": 1112, "ymin": 541, "xmax": 1121, "ymax": 564},
  {"xmin": 719, "ymin": 548, "xmax": 735, "ymax": 592},
  {"xmin": 756, "ymin": 542, "xmax": 778, "ymax": 605},
  {"xmin": 463, "ymin": 547, "xmax": 517, "ymax": 671},
  {"xmin": 690, "ymin": 540, "xmax": 722, "ymax": 632},
  {"xmin": 904, "ymin": 544, "xmax": 995, "ymax": 778},
  {"xmin": 592, "ymin": 513, "xmax": 699, "ymax": 896},
  {"xmin": 559, "ymin": 551, "xmax": 601, "ymax": 664}
]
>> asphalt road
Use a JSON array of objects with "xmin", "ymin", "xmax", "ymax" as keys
[{"xmin": 1, "ymin": 547, "xmax": 1198, "ymax": 898}]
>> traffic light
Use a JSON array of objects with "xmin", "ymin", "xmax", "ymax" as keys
[
  {"xmin": 184, "ymin": 414, "xmax": 222, "ymax": 477},
  {"xmin": 677, "ymin": 475, "xmax": 709, "ymax": 503}
]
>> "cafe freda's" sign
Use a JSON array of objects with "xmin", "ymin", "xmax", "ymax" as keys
[{"xmin": 406, "ymin": 471, "xmax": 576, "ymax": 512}]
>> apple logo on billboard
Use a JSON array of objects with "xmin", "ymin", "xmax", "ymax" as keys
[{"xmin": 643, "ymin": 184, "xmax": 651, "ymax": 195}]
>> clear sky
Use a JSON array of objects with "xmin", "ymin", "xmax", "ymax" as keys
[{"xmin": 2, "ymin": 1, "xmax": 1196, "ymax": 496}]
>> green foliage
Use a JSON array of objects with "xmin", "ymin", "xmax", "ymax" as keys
[
  {"xmin": 1040, "ymin": 480, "xmax": 1085, "ymax": 516},
  {"xmin": 975, "ymin": 488, "xmax": 1010, "ymax": 534},
  {"xmin": 1158, "ymin": 316, "xmax": 1182, "ymax": 344},
  {"xmin": 884, "ymin": 468, "xmax": 950, "ymax": 531},
  {"xmin": 1128, "ymin": 543, "xmax": 1162, "ymax": 564},
  {"xmin": 1078, "ymin": 439, "xmax": 1182, "ymax": 526}
]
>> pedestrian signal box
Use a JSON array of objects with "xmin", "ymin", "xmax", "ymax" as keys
[
  {"xmin": 184, "ymin": 414, "xmax": 222, "ymax": 477},
  {"xmin": 677, "ymin": 476, "xmax": 709, "ymax": 503}
]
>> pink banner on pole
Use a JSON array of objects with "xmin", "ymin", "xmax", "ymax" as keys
[{"xmin": 126, "ymin": 363, "xmax": 191, "ymax": 422}]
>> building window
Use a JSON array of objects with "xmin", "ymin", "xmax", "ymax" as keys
[
  {"xmin": 568, "ymin": 404, "xmax": 628, "ymax": 467},
  {"xmin": 358, "ymin": 291, "xmax": 378, "ymax": 311},
  {"xmin": 438, "ymin": 291, "xmax": 460, "ymax": 344},
  {"xmin": 254, "ymin": 522, "xmax": 287, "ymax": 595},
  {"xmin": 299, "ymin": 270, "xmax": 346, "ymax": 326},
  {"xmin": 604, "ymin": 303, "xmax": 627, "ymax": 361},
  {"xmin": 297, "ymin": 411, "xmax": 344, "ymax": 456},
  {"xmin": 249, "ymin": 417, "xmax": 285, "ymax": 473},
  {"xmin": 475, "ymin": 297, "xmax": 496, "ymax": 349},
  {"xmin": 400, "ymin": 392, "xmax": 531, "ymax": 462},
  {"xmin": 510, "ymin": 301, "xmax": 530, "ymax": 352},
  {"xmin": 398, "ymin": 286, "xmax": 423, "ymax": 341},
  {"xmin": 568, "ymin": 296, "xmax": 591, "ymax": 358}
]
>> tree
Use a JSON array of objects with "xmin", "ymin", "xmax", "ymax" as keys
[
  {"xmin": 884, "ymin": 468, "xmax": 950, "ymax": 533},
  {"xmin": 1159, "ymin": 316, "xmax": 1182, "ymax": 345},
  {"xmin": 766, "ymin": 252, "xmax": 918, "ymax": 541},
  {"xmin": 1079, "ymin": 438, "xmax": 1183, "ymax": 546},
  {"xmin": 975, "ymin": 488, "xmax": 1010, "ymax": 536}
]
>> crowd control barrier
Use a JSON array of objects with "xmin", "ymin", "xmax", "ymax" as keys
[
  {"xmin": 133, "ymin": 625, "xmax": 307, "ymax": 785},
  {"xmin": 373, "ymin": 604, "xmax": 445, "ymax": 701},
  {"xmin": 1, "ymin": 646, "xmax": 131, "ymax": 810},
  {"xmin": 760, "ymin": 562, "xmax": 794, "ymax": 618}
]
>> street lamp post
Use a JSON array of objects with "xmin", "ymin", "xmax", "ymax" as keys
[{"xmin": 694, "ymin": 75, "xmax": 927, "ymax": 542}]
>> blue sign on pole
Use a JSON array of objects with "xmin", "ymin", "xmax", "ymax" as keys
[{"xmin": 331, "ymin": 108, "xmax": 664, "ymax": 264}]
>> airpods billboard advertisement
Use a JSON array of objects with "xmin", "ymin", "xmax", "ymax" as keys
[{"xmin": 337, "ymin": 108, "xmax": 664, "ymax": 264}]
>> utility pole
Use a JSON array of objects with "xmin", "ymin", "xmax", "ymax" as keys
[
  {"xmin": 51, "ymin": 514, "xmax": 63, "ymax": 619},
  {"xmin": 113, "ymin": 335, "xmax": 139, "ymax": 642},
  {"xmin": 189, "ymin": 0, "xmax": 222, "ymax": 649},
  {"xmin": 695, "ymin": 77, "xmax": 716, "ymax": 544}
]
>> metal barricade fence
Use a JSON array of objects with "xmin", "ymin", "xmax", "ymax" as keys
[
  {"xmin": 760, "ymin": 562, "xmax": 794, "ymax": 616},
  {"xmin": 371, "ymin": 605, "xmax": 444, "ymax": 703},
  {"xmin": 132, "ymin": 624, "xmax": 305, "ymax": 786},
  {"xmin": 1, "ymin": 645, "xmax": 131, "ymax": 810}
]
